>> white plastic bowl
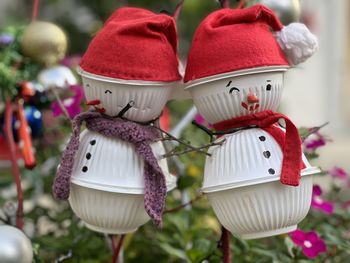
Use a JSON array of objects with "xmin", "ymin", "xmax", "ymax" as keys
[
  {"xmin": 185, "ymin": 67, "xmax": 287, "ymax": 123},
  {"xmin": 202, "ymin": 128, "xmax": 319, "ymax": 192},
  {"xmin": 69, "ymin": 184, "xmax": 150, "ymax": 234},
  {"xmin": 202, "ymin": 128, "xmax": 320, "ymax": 239},
  {"xmin": 69, "ymin": 130, "xmax": 176, "ymax": 233},
  {"xmin": 79, "ymin": 68, "xmax": 176, "ymax": 122},
  {"xmin": 207, "ymin": 175, "xmax": 313, "ymax": 239}
]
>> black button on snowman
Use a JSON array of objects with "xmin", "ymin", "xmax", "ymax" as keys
[{"xmin": 184, "ymin": 5, "xmax": 320, "ymax": 239}]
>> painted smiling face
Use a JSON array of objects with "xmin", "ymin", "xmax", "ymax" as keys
[
  {"xmin": 188, "ymin": 71, "xmax": 285, "ymax": 123},
  {"xmin": 81, "ymin": 74, "xmax": 175, "ymax": 122}
]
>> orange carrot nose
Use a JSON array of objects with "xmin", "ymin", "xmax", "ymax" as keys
[
  {"xmin": 86, "ymin": 99, "xmax": 101, "ymax": 106},
  {"xmin": 247, "ymin": 94, "xmax": 259, "ymax": 104}
]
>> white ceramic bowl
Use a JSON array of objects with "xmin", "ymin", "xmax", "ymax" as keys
[
  {"xmin": 202, "ymin": 128, "xmax": 320, "ymax": 239},
  {"xmin": 185, "ymin": 67, "xmax": 287, "ymax": 124},
  {"xmin": 69, "ymin": 130, "xmax": 176, "ymax": 233},
  {"xmin": 79, "ymin": 68, "xmax": 175, "ymax": 122}
]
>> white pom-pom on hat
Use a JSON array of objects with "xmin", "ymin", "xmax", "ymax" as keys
[{"xmin": 274, "ymin": 23, "xmax": 318, "ymax": 66}]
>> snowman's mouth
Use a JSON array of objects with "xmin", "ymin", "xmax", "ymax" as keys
[
  {"xmin": 241, "ymin": 102, "xmax": 260, "ymax": 111},
  {"xmin": 117, "ymin": 104, "xmax": 152, "ymax": 112}
]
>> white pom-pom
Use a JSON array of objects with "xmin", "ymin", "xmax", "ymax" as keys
[{"xmin": 274, "ymin": 23, "xmax": 318, "ymax": 65}]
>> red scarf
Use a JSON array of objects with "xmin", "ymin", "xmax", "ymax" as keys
[{"xmin": 213, "ymin": 110, "xmax": 305, "ymax": 186}]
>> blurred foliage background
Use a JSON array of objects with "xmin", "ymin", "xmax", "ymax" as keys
[
  {"xmin": 3, "ymin": 0, "xmax": 225, "ymax": 58},
  {"xmin": 1, "ymin": 0, "xmax": 350, "ymax": 263}
]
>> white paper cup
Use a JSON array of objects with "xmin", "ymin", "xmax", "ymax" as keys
[
  {"xmin": 69, "ymin": 184, "xmax": 150, "ymax": 234},
  {"xmin": 185, "ymin": 67, "xmax": 287, "ymax": 124},
  {"xmin": 207, "ymin": 175, "xmax": 313, "ymax": 239},
  {"xmin": 79, "ymin": 68, "xmax": 176, "ymax": 122},
  {"xmin": 68, "ymin": 130, "xmax": 176, "ymax": 234},
  {"xmin": 70, "ymin": 130, "xmax": 176, "ymax": 193}
]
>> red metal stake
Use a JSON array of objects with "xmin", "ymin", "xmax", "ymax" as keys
[
  {"xmin": 221, "ymin": 226, "xmax": 232, "ymax": 263},
  {"xmin": 4, "ymin": 99, "xmax": 24, "ymax": 229}
]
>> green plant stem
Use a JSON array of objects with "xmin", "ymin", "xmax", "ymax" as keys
[{"xmin": 163, "ymin": 195, "xmax": 203, "ymax": 214}]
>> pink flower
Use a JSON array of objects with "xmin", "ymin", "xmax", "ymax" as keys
[
  {"xmin": 194, "ymin": 114, "xmax": 213, "ymax": 128},
  {"xmin": 51, "ymin": 85, "xmax": 84, "ymax": 118},
  {"xmin": 60, "ymin": 55, "xmax": 81, "ymax": 68},
  {"xmin": 289, "ymin": 229, "xmax": 327, "ymax": 258},
  {"xmin": 311, "ymin": 185, "xmax": 334, "ymax": 214},
  {"xmin": 328, "ymin": 166, "xmax": 348, "ymax": 179},
  {"xmin": 304, "ymin": 132, "xmax": 330, "ymax": 151},
  {"xmin": 194, "ymin": 114, "xmax": 205, "ymax": 125}
]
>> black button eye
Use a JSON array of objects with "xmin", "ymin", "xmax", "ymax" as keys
[
  {"xmin": 105, "ymin": 90, "xmax": 112, "ymax": 94},
  {"xmin": 229, "ymin": 87, "xmax": 240, "ymax": 94},
  {"xmin": 266, "ymin": 84, "xmax": 272, "ymax": 91}
]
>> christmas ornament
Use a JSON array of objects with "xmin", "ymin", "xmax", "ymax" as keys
[
  {"xmin": 38, "ymin": 65, "xmax": 77, "ymax": 89},
  {"xmin": 21, "ymin": 21, "xmax": 67, "ymax": 66},
  {"xmin": 12, "ymin": 106, "xmax": 43, "ymax": 140},
  {"xmin": 53, "ymin": 7, "xmax": 181, "ymax": 233},
  {"xmin": 24, "ymin": 106, "xmax": 43, "ymax": 138},
  {"xmin": 0, "ymin": 225, "xmax": 33, "ymax": 263},
  {"xmin": 245, "ymin": 0, "xmax": 301, "ymax": 25},
  {"xmin": 185, "ymin": 5, "xmax": 319, "ymax": 239}
]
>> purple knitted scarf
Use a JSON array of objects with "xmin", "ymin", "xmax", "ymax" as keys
[{"xmin": 52, "ymin": 111, "xmax": 167, "ymax": 226}]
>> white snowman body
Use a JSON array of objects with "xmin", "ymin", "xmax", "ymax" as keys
[
  {"xmin": 187, "ymin": 68, "xmax": 320, "ymax": 239},
  {"xmin": 69, "ymin": 130, "xmax": 176, "ymax": 234},
  {"xmin": 67, "ymin": 69, "xmax": 177, "ymax": 234}
]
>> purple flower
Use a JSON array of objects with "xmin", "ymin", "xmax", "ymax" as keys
[
  {"xmin": 304, "ymin": 132, "xmax": 330, "ymax": 151},
  {"xmin": 60, "ymin": 55, "xmax": 81, "ymax": 68},
  {"xmin": 311, "ymin": 185, "xmax": 334, "ymax": 214},
  {"xmin": 0, "ymin": 33, "xmax": 14, "ymax": 46},
  {"xmin": 328, "ymin": 166, "xmax": 348, "ymax": 179},
  {"xmin": 51, "ymin": 85, "xmax": 84, "ymax": 118},
  {"xmin": 289, "ymin": 229, "xmax": 327, "ymax": 258}
]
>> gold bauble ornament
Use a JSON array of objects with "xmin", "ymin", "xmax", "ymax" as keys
[
  {"xmin": 21, "ymin": 21, "xmax": 67, "ymax": 67},
  {"xmin": 245, "ymin": 0, "xmax": 301, "ymax": 25}
]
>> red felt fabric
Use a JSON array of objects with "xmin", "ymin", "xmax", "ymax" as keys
[
  {"xmin": 184, "ymin": 5, "xmax": 289, "ymax": 82},
  {"xmin": 213, "ymin": 110, "xmax": 304, "ymax": 186},
  {"xmin": 80, "ymin": 7, "xmax": 181, "ymax": 82}
]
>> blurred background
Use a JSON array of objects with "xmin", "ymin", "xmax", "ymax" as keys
[
  {"xmin": 2, "ymin": 0, "xmax": 348, "ymax": 171},
  {"xmin": 0, "ymin": 0, "xmax": 350, "ymax": 262}
]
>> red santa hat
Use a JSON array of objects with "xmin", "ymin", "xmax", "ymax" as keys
[
  {"xmin": 184, "ymin": 4, "xmax": 318, "ymax": 82},
  {"xmin": 80, "ymin": 7, "xmax": 181, "ymax": 82}
]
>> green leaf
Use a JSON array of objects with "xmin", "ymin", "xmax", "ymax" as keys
[
  {"xmin": 177, "ymin": 175, "xmax": 196, "ymax": 190},
  {"xmin": 158, "ymin": 243, "xmax": 189, "ymax": 261},
  {"xmin": 284, "ymin": 236, "xmax": 295, "ymax": 258},
  {"xmin": 251, "ymin": 247, "xmax": 278, "ymax": 259}
]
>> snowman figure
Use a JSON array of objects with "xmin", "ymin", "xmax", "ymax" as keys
[
  {"xmin": 184, "ymin": 5, "xmax": 319, "ymax": 239},
  {"xmin": 53, "ymin": 7, "xmax": 181, "ymax": 233}
]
